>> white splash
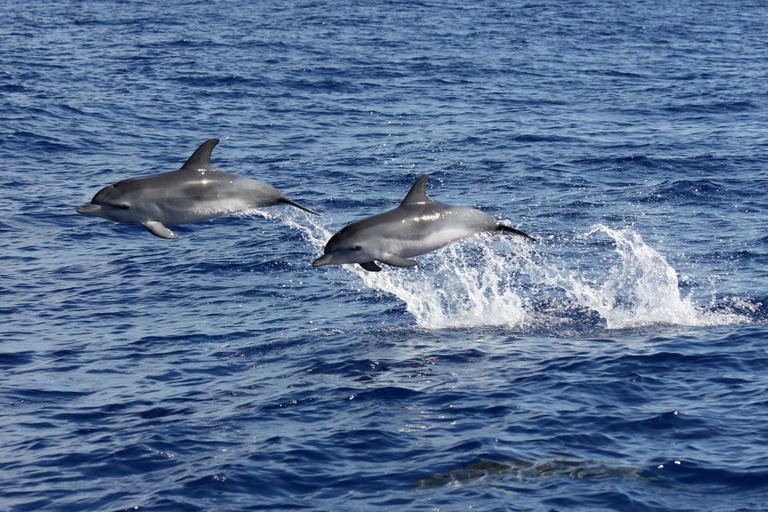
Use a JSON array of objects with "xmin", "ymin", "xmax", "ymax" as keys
[
  {"xmin": 552, "ymin": 225, "xmax": 749, "ymax": 329},
  {"xmin": 272, "ymin": 210, "xmax": 752, "ymax": 331},
  {"xmin": 357, "ymin": 242, "xmax": 532, "ymax": 329}
]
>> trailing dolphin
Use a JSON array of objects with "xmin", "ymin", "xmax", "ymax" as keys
[
  {"xmin": 415, "ymin": 457, "xmax": 647, "ymax": 489},
  {"xmin": 312, "ymin": 174, "xmax": 534, "ymax": 272},
  {"xmin": 76, "ymin": 138, "xmax": 319, "ymax": 239}
]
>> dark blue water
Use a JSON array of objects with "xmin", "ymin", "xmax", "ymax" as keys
[{"xmin": 2, "ymin": 1, "xmax": 768, "ymax": 510}]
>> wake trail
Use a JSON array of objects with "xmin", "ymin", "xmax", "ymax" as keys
[{"xmin": 253, "ymin": 209, "xmax": 758, "ymax": 331}]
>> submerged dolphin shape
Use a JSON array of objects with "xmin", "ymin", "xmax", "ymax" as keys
[
  {"xmin": 415, "ymin": 457, "xmax": 647, "ymax": 489},
  {"xmin": 312, "ymin": 174, "xmax": 534, "ymax": 272},
  {"xmin": 77, "ymin": 138, "xmax": 319, "ymax": 239}
]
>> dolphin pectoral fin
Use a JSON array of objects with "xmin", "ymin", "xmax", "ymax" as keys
[
  {"xmin": 497, "ymin": 225, "xmax": 536, "ymax": 241},
  {"xmin": 142, "ymin": 221, "xmax": 179, "ymax": 240},
  {"xmin": 378, "ymin": 255, "xmax": 418, "ymax": 268},
  {"xmin": 359, "ymin": 261, "xmax": 382, "ymax": 272}
]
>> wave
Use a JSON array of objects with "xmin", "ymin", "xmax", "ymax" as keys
[{"xmin": 547, "ymin": 225, "xmax": 754, "ymax": 330}]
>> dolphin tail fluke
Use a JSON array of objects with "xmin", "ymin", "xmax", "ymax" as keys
[
  {"xmin": 497, "ymin": 224, "xmax": 536, "ymax": 241},
  {"xmin": 142, "ymin": 220, "xmax": 179, "ymax": 239},
  {"xmin": 279, "ymin": 197, "xmax": 321, "ymax": 216}
]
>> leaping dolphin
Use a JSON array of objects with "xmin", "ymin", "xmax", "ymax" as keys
[
  {"xmin": 312, "ymin": 174, "xmax": 534, "ymax": 272},
  {"xmin": 76, "ymin": 138, "xmax": 319, "ymax": 239}
]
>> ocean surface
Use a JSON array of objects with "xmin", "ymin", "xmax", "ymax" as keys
[{"xmin": 2, "ymin": 1, "xmax": 767, "ymax": 510}]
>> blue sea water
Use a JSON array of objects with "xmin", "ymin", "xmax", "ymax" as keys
[{"xmin": 2, "ymin": 0, "xmax": 768, "ymax": 510}]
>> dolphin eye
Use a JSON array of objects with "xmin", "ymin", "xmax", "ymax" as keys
[
  {"xmin": 117, "ymin": 204, "xmax": 130, "ymax": 210},
  {"xmin": 352, "ymin": 245, "xmax": 362, "ymax": 251}
]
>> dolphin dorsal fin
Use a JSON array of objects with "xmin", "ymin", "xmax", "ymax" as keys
[
  {"xmin": 400, "ymin": 174, "xmax": 432, "ymax": 206},
  {"xmin": 180, "ymin": 138, "xmax": 219, "ymax": 172}
]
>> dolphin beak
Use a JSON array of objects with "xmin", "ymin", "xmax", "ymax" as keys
[
  {"xmin": 312, "ymin": 254, "xmax": 334, "ymax": 267},
  {"xmin": 77, "ymin": 204, "xmax": 101, "ymax": 215}
]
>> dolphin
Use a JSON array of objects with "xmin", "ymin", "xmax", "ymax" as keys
[
  {"xmin": 76, "ymin": 138, "xmax": 319, "ymax": 239},
  {"xmin": 415, "ymin": 457, "xmax": 647, "ymax": 489},
  {"xmin": 312, "ymin": 174, "xmax": 534, "ymax": 272}
]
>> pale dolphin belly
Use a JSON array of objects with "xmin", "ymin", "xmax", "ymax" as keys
[
  {"xmin": 397, "ymin": 225, "xmax": 481, "ymax": 258},
  {"xmin": 125, "ymin": 175, "xmax": 281, "ymax": 226},
  {"xmin": 137, "ymin": 195, "xmax": 254, "ymax": 226}
]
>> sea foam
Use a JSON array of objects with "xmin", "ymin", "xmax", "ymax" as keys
[{"xmin": 275, "ymin": 210, "xmax": 752, "ymax": 330}]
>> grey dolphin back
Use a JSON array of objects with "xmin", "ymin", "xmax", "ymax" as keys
[
  {"xmin": 180, "ymin": 138, "xmax": 219, "ymax": 171},
  {"xmin": 403, "ymin": 174, "xmax": 535, "ymax": 241},
  {"xmin": 180, "ymin": 138, "xmax": 319, "ymax": 216}
]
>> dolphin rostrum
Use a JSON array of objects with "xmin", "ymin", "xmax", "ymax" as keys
[
  {"xmin": 312, "ymin": 174, "xmax": 534, "ymax": 272},
  {"xmin": 77, "ymin": 138, "xmax": 319, "ymax": 239}
]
